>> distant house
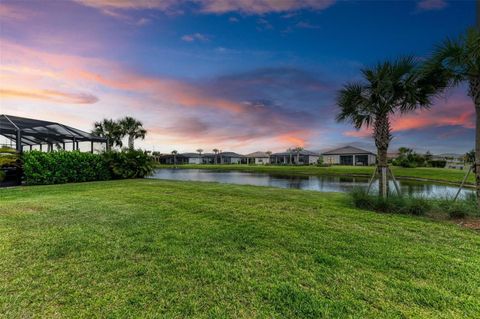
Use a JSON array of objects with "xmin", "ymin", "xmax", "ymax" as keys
[
  {"xmin": 432, "ymin": 153, "xmax": 465, "ymax": 170},
  {"xmin": 218, "ymin": 152, "xmax": 244, "ymax": 164},
  {"xmin": 322, "ymin": 146, "xmax": 376, "ymax": 166},
  {"xmin": 180, "ymin": 153, "xmax": 203, "ymax": 164},
  {"xmin": 271, "ymin": 150, "xmax": 320, "ymax": 165},
  {"xmin": 246, "ymin": 152, "xmax": 270, "ymax": 164}
]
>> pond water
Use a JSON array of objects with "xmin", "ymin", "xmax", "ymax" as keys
[{"xmin": 150, "ymin": 169, "xmax": 474, "ymax": 199}]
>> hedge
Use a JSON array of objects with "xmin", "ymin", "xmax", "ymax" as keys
[
  {"xmin": 22, "ymin": 150, "xmax": 155, "ymax": 185},
  {"xmin": 23, "ymin": 151, "xmax": 111, "ymax": 185}
]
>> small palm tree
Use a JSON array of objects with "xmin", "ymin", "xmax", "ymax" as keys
[
  {"xmin": 337, "ymin": 57, "xmax": 445, "ymax": 197},
  {"xmin": 171, "ymin": 150, "xmax": 178, "ymax": 166},
  {"xmin": 119, "ymin": 116, "xmax": 147, "ymax": 149},
  {"xmin": 213, "ymin": 148, "xmax": 219, "ymax": 164},
  {"xmin": 287, "ymin": 148, "xmax": 293, "ymax": 165},
  {"xmin": 424, "ymin": 28, "xmax": 480, "ymax": 205},
  {"xmin": 92, "ymin": 119, "xmax": 123, "ymax": 150}
]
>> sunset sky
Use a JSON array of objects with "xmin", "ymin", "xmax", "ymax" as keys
[{"xmin": 0, "ymin": 0, "xmax": 475, "ymax": 154}]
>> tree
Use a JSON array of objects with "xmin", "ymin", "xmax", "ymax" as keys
[
  {"xmin": 171, "ymin": 150, "xmax": 178, "ymax": 166},
  {"xmin": 465, "ymin": 150, "xmax": 475, "ymax": 165},
  {"xmin": 213, "ymin": 148, "xmax": 219, "ymax": 164},
  {"xmin": 196, "ymin": 149, "xmax": 203, "ymax": 155},
  {"xmin": 92, "ymin": 119, "xmax": 123, "ymax": 150},
  {"xmin": 337, "ymin": 57, "xmax": 446, "ymax": 197},
  {"xmin": 424, "ymin": 28, "xmax": 480, "ymax": 205},
  {"xmin": 293, "ymin": 147, "xmax": 304, "ymax": 165},
  {"xmin": 119, "ymin": 116, "xmax": 147, "ymax": 149},
  {"xmin": 287, "ymin": 148, "xmax": 293, "ymax": 165}
]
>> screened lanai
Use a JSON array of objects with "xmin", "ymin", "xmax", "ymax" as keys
[{"xmin": 0, "ymin": 114, "xmax": 107, "ymax": 153}]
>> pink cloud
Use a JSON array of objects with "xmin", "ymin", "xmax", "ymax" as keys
[
  {"xmin": 0, "ymin": 39, "xmax": 312, "ymax": 151},
  {"xmin": 73, "ymin": 0, "xmax": 335, "ymax": 16},
  {"xmin": 416, "ymin": 0, "xmax": 447, "ymax": 11},
  {"xmin": 181, "ymin": 33, "xmax": 210, "ymax": 42},
  {"xmin": 344, "ymin": 94, "xmax": 474, "ymax": 138}
]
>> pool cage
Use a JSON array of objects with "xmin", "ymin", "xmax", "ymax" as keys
[{"xmin": 0, "ymin": 114, "xmax": 107, "ymax": 153}]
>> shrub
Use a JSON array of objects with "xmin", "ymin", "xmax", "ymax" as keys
[
  {"xmin": 103, "ymin": 149, "xmax": 154, "ymax": 179},
  {"xmin": 429, "ymin": 160, "xmax": 447, "ymax": 168},
  {"xmin": 350, "ymin": 188, "xmax": 430, "ymax": 216},
  {"xmin": 23, "ymin": 151, "xmax": 111, "ymax": 185},
  {"xmin": 436, "ymin": 198, "xmax": 478, "ymax": 219}
]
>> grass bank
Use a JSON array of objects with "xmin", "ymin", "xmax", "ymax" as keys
[
  {"xmin": 1, "ymin": 180, "xmax": 479, "ymax": 318},
  {"xmin": 156, "ymin": 164, "xmax": 475, "ymax": 186}
]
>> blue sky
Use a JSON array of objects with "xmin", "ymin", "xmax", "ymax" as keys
[{"xmin": 0, "ymin": 0, "xmax": 476, "ymax": 153}]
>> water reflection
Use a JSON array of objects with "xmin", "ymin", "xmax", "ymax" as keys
[{"xmin": 150, "ymin": 169, "xmax": 473, "ymax": 199}]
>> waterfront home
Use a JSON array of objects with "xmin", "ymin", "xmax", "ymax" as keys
[
  {"xmin": 433, "ymin": 153, "xmax": 466, "ymax": 170},
  {"xmin": 245, "ymin": 152, "xmax": 271, "ymax": 164},
  {"xmin": 218, "ymin": 152, "xmax": 244, "ymax": 164},
  {"xmin": 270, "ymin": 150, "xmax": 320, "ymax": 165},
  {"xmin": 322, "ymin": 146, "xmax": 376, "ymax": 166}
]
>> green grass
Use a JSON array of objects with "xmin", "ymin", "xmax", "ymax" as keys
[
  {"xmin": 1, "ymin": 180, "xmax": 479, "ymax": 318},
  {"xmin": 156, "ymin": 164, "xmax": 476, "ymax": 185}
]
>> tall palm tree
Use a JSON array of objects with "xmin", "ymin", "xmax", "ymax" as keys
[
  {"xmin": 119, "ymin": 116, "xmax": 147, "ymax": 149},
  {"xmin": 287, "ymin": 148, "xmax": 293, "ymax": 165},
  {"xmin": 213, "ymin": 148, "xmax": 219, "ymax": 164},
  {"xmin": 424, "ymin": 28, "xmax": 480, "ymax": 205},
  {"xmin": 92, "ymin": 119, "xmax": 123, "ymax": 150},
  {"xmin": 196, "ymin": 148, "xmax": 203, "ymax": 155},
  {"xmin": 171, "ymin": 150, "xmax": 178, "ymax": 166},
  {"xmin": 294, "ymin": 147, "xmax": 304, "ymax": 165},
  {"xmin": 337, "ymin": 57, "xmax": 446, "ymax": 197}
]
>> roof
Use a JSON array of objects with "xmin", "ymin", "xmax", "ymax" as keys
[
  {"xmin": 180, "ymin": 153, "xmax": 202, "ymax": 157},
  {"xmin": 246, "ymin": 151, "xmax": 270, "ymax": 158},
  {"xmin": 322, "ymin": 146, "xmax": 375, "ymax": 156},
  {"xmin": 219, "ymin": 152, "xmax": 244, "ymax": 157},
  {"xmin": 272, "ymin": 150, "xmax": 320, "ymax": 156},
  {"xmin": 0, "ymin": 114, "xmax": 106, "ymax": 146}
]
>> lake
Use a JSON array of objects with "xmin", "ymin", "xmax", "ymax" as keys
[{"xmin": 150, "ymin": 169, "xmax": 474, "ymax": 199}]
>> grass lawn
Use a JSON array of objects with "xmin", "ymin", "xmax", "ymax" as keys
[
  {"xmin": 1, "ymin": 179, "xmax": 479, "ymax": 318},
  {"xmin": 156, "ymin": 164, "xmax": 476, "ymax": 185}
]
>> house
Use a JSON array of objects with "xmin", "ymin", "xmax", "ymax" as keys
[
  {"xmin": 433, "ymin": 153, "xmax": 466, "ymax": 170},
  {"xmin": 270, "ymin": 150, "xmax": 320, "ymax": 165},
  {"xmin": 218, "ymin": 152, "xmax": 244, "ymax": 164},
  {"xmin": 322, "ymin": 146, "xmax": 376, "ymax": 166},
  {"xmin": 245, "ymin": 152, "xmax": 270, "ymax": 164},
  {"xmin": 180, "ymin": 153, "xmax": 203, "ymax": 164}
]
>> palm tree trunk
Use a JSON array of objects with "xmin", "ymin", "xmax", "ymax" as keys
[
  {"xmin": 470, "ymin": 78, "xmax": 480, "ymax": 206},
  {"xmin": 374, "ymin": 114, "xmax": 391, "ymax": 198},
  {"xmin": 128, "ymin": 136, "xmax": 134, "ymax": 149}
]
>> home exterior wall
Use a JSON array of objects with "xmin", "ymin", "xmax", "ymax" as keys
[
  {"xmin": 254, "ymin": 157, "xmax": 270, "ymax": 164},
  {"xmin": 307, "ymin": 155, "xmax": 319, "ymax": 164},
  {"xmin": 323, "ymin": 155, "xmax": 340, "ymax": 165},
  {"xmin": 322, "ymin": 154, "xmax": 376, "ymax": 165},
  {"xmin": 188, "ymin": 157, "xmax": 202, "ymax": 164}
]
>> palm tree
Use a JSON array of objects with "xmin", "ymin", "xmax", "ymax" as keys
[
  {"xmin": 266, "ymin": 151, "xmax": 272, "ymax": 164},
  {"xmin": 92, "ymin": 119, "xmax": 123, "ymax": 150},
  {"xmin": 213, "ymin": 148, "xmax": 219, "ymax": 164},
  {"xmin": 287, "ymin": 148, "xmax": 293, "ymax": 165},
  {"xmin": 337, "ymin": 57, "xmax": 445, "ymax": 197},
  {"xmin": 196, "ymin": 148, "xmax": 203, "ymax": 155},
  {"xmin": 424, "ymin": 28, "xmax": 480, "ymax": 205},
  {"xmin": 171, "ymin": 150, "xmax": 178, "ymax": 166},
  {"xmin": 294, "ymin": 147, "xmax": 304, "ymax": 165},
  {"xmin": 119, "ymin": 116, "xmax": 147, "ymax": 149}
]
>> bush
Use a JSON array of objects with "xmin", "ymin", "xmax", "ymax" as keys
[
  {"xmin": 436, "ymin": 198, "xmax": 478, "ymax": 219},
  {"xmin": 429, "ymin": 160, "xmax": 447, "ymax": 168},
  {"xmin": 103, "ymin": 149, "xmax": 154, "ymax": 179},
  {"xmin": 23, "ymin": 151, "xmax": 111, "ymax": 185},
  {"xmin": 350, "ymin": 188, "xmax": 430, "ymax": 216}
]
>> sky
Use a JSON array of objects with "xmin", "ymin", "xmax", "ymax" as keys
[{"xmin": 0, "ymin": 0, "xmax": 476, "ymax": 154}]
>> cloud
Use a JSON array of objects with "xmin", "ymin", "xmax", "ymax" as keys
[
  {"xmin": 1, "ymin": 40, "xmax": 322, "ymax": 150},
  {"xmin": 181, "ymin": 33, "xmax": 210, "ymax": 42},
  {"xmin": 72, "ymin": 0, "xmax": 336, "ymax": 16},
  {"xmin": 0, "ymin": 89, "xmax": 98, "ymax": 104},
  {"xmin": 296, "ymin": 21, "xmax": 320, "ymax": 29},
  {"xmin": 416, "ymin": 0, "xmax": 448, "ymax": 11},
  {"xmin": 228, "ymin": 16, "xmax": 239, "ymax": 23},
  {"xmin": 196, "ymin": 0, "xmax": 336, "ymax": 14},
  {"xmin": 343, "ymin": 93, "xmax": 474, "ymax": 138}
]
